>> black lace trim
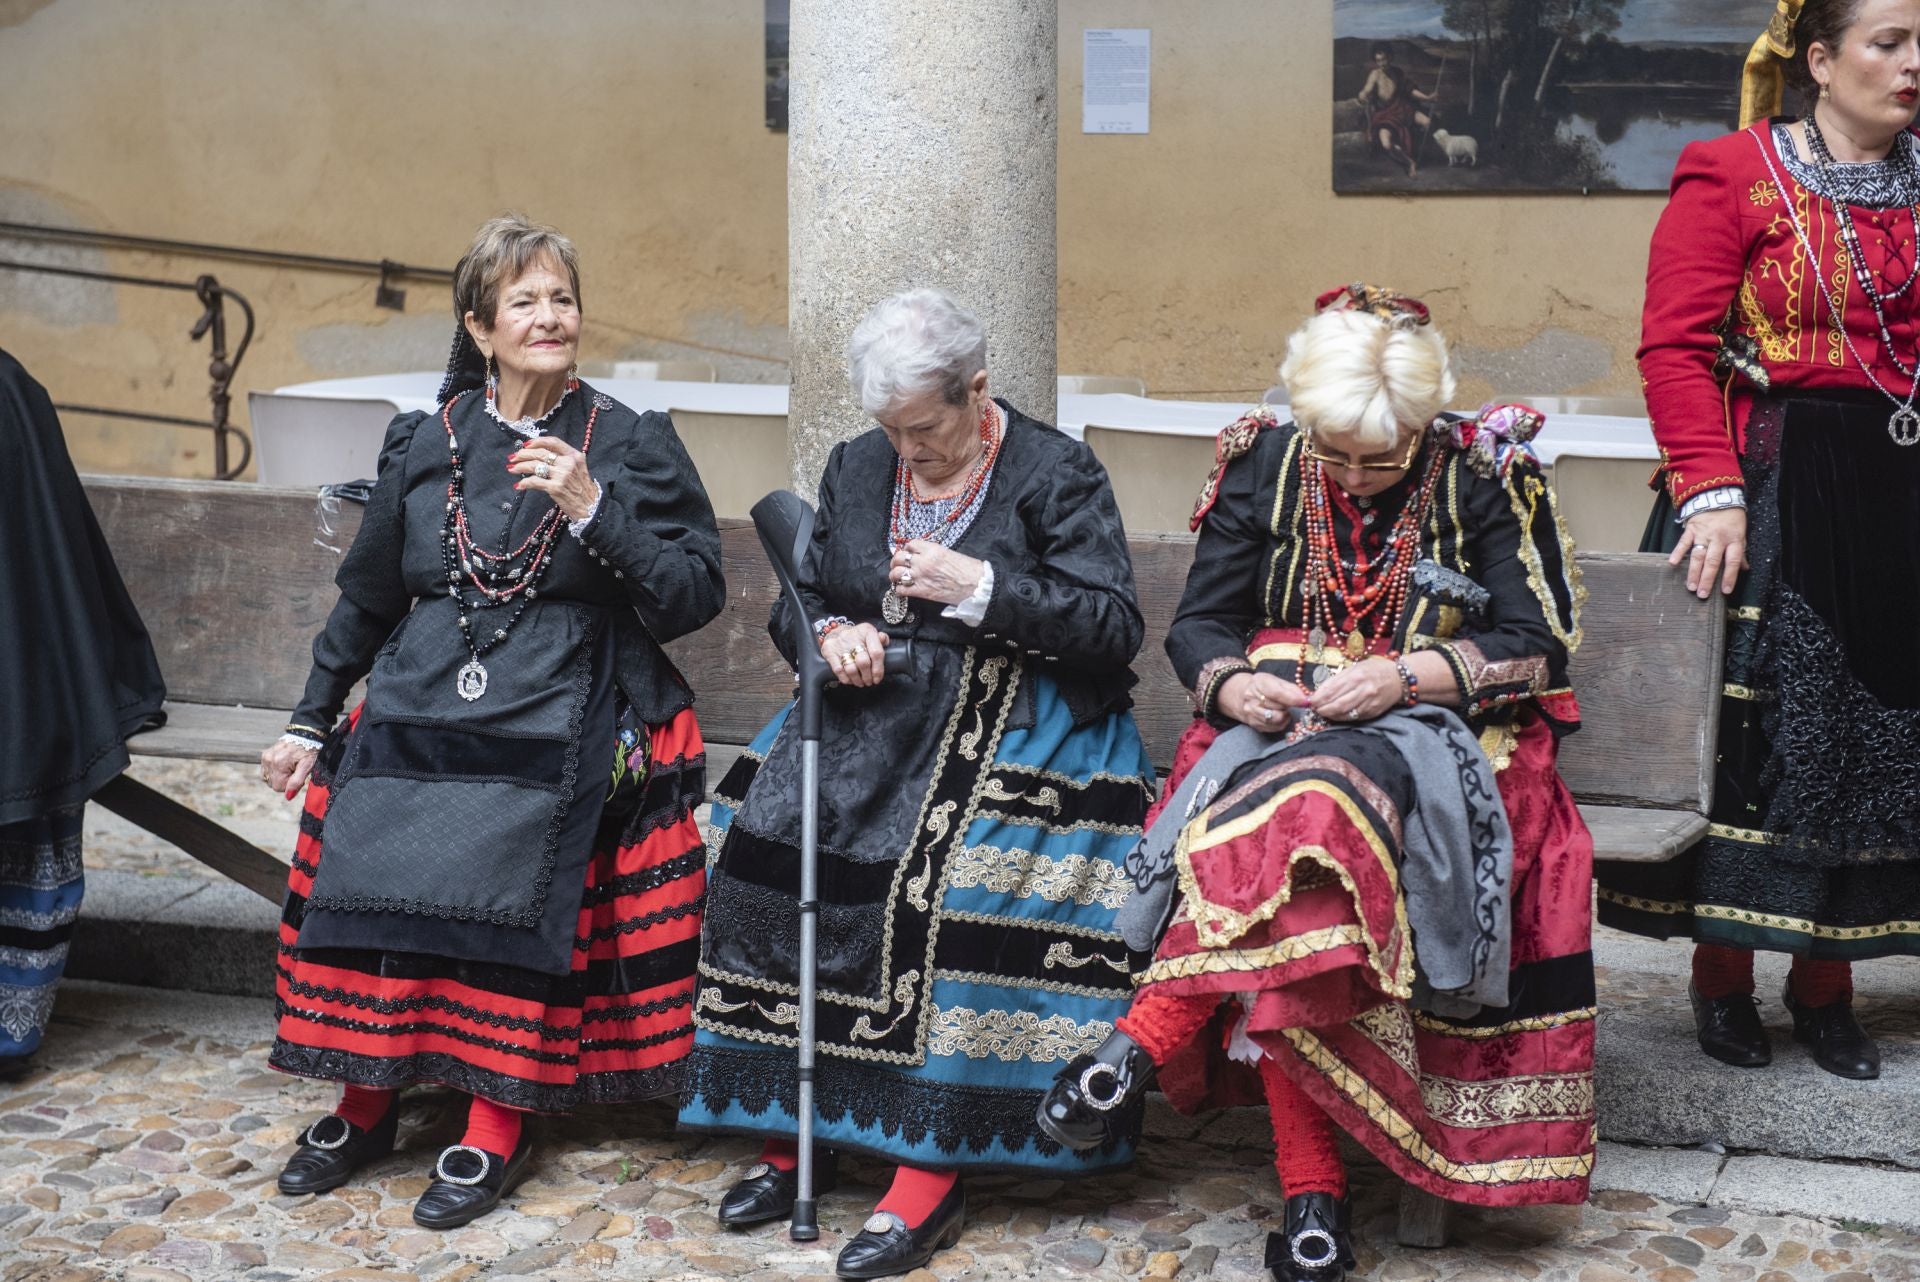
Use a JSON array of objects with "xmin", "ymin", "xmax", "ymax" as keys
[
  {"xmin": 681, "ymin": 1043, "xmax": 1141, "ymax": 1164},
  {"xmin": 578, "ymin": 1021, "xmax": 695, "ymax": 1053},
  {"xmin": 290, "ymin": 854, "xmax": 318, "ymax": 878},
  {"xmin": 276, "ymin": 968, "xmax": 581, "ymax": 1038},
  {"xmin": 582, "ymin": 850, "xmax": 705, "ymax": 907},
  {"xmin": 574, "ymin": 895, "xmax": 704, "ymax": 947},
  {"xmin": 267, "ymin": 1041, "xmax": 682, "ymax": 1111},
  {"xmin": 301, "ymin": 612, "xmax": 597, "ymax": 927},
  {"xmin": 273, "ymin": 1002, "xmax": 577, "ymax": 1064},
  {"xmin": 578, "ymin": 989, "xmax": 695, "ymax": 1024}
]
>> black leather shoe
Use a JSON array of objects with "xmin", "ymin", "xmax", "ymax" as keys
[
  {"xmin": 1035, "ymin": 1029, "xmax": 1154, "ymax": 1151},
  {"xmin": 1263, "ymin": 1193, "xmax": 1355, "ymax": 1281},
  {"xmin": 0, "ymin": 1055, "xmax": 34, "ymax": 1083},
  {"xmin": 717, "ymin": 1151, "xmax": 840, "ymax": 1227},
  {"xmin": 411, "ymin": 1131, "xmax": 535, "ymax": 1230},
  {"xmin": 835, "ymin": 1178, "xmax": 965, "ymax": 1279},
  {"xmin": 1784, "ymin": 980, "xmax": 1881, "ymax": 1080},
  {"xmin": 1689, "ymin": 982, "xmax": 1771, "ymax": 1068},
  {"xmin": 277, "ymin": 1105, "xmax": 400, "ymax": 1196}
]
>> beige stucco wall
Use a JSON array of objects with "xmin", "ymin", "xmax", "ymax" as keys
[{"xmin": 2, "ymin": 0, "xmax": 1662, "ymax": 478}]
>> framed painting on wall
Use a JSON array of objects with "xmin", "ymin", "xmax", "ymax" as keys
[{"xmin": 1332, "ymin": 0, "xmax": 1763, "ymax": 193}]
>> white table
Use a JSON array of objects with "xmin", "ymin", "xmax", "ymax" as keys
[{"xmin": 264, "ymin": 374, "xmax": 1658, "ymax": 466}]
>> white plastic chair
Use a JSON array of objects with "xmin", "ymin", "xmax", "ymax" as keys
[
  {"xmin": 1058, "ymin": 374, "xmax": 1148, "ymax": 397},
  {"xmin": 1083, "ymin": 425, "xmax": 1218, "ymax": 535},
  {"xmin": 668, "ymin": 409, "xmax": 789, "ymax": 519},
  {"xmin": 247, "ymin": 392, "xmax": 401, "ymax": 487}
]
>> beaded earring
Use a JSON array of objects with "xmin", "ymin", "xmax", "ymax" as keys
[
  {"xmin": 567, "ymin": 362, "xmax": 580, "ymax": 393},
  {"xmin": 484, "ymin": 353, "xmax": 498, "ymax": 404}
]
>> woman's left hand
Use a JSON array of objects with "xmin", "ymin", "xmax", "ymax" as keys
[
  {"xmin": 511, "ymin": 436, "xmax": 601, "ymax": 522},
  {"xmin": 1308, "ymin": 657, "xmax": 1404, "ymax": 723},
  {"xmin": 889, "ymin": 539, "xmax": 985, "ymax": 607}
]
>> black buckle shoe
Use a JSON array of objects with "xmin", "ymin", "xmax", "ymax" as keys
[
  {"xmin": 1689, "ymin": 982, "xmax": 1771, "ymax": 1068},
  {"xmin": 1783, "ymin": 980, "xmax": 1881, "ymax": 1080},
  {"xmin": 834, "ymin": 1178, "xmax": 965, "ymax": 1279},
  {"xmin": 717, "ymin": 1151, "xmax": 840, "ymax": 1228},
  {"xmin": 411, "ymin": 1131, "xmax": 535, "ymax": 1230},
  {"xmin": 277, "ymin": 1105, "xmax": 400, "ymax": 1196},
  {"xmin": 1263, "ymin": 1193, "xmax": 1355, "ymax": 1281},
  {"xmin": 1035, "ymin": 1029, "xmax": 1154, "ymax": 1152}
]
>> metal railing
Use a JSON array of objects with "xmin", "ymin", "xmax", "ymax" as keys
[
  {"xmin": 0, "ymin": 222, "xmax": 457, "ymax": 480},
  {"xmin": 0, "ymin": 258, "xmax": 255, "ymax": 479}
]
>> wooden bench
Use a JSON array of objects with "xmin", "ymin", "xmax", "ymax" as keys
[{"xmin": 85, "ymin": 476, "xmax": 1721, "ymax": 1246}]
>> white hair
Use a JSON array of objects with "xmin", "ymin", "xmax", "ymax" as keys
[
  {"xmin": 1278, "ymin": 308, "xmax": 1456, "ymax": 452},
  {"xmin": 846, "ymin": 288, "xmax": 989, "ymax": 416}
]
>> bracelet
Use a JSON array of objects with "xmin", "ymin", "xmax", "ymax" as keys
[
  {"xmin": 813, "ymin": 614, "xmax": 851, "ymax": 638},
  {"xmin": 1394, "ymin": 658, "xmax": 1420, "ymax": 708}
]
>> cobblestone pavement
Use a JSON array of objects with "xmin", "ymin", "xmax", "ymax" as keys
[{"xmin": 19, "ymin": 760, "xmax": 1916, "ymax": 1282}]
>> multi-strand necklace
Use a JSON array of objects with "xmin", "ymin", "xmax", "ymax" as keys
[
  {"xmin": 1298, "ymin": 431, "xmax": 1446, "ymax": 688},
  {"xmin": 881, "ymin": 399, "xmax": 1003, "ymax": 626},
  {"xmin": 1754, "ymin": 116, "xmax": 1920, "ymax": 445},
  {"xmin": 438, "ymin": 387, "xmax": 598, "ymax": 700}
]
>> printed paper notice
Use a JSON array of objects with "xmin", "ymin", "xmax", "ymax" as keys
[{"xmin": 1083, "ymin": 29, "xmax": 1149, "ymax": 134}]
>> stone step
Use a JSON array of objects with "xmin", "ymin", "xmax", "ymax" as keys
[{"xmin": 64, "ymin": 871, "xmax": 1920, "ymax": 1173}]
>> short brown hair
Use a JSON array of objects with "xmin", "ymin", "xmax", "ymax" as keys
[
  {"xmin": 1786, "ymin": 0, "xmax": 1870, "ymax": 95},
  {"xmin": 454, "ymin": 214, "xmax": 581, "ymax": 330}
]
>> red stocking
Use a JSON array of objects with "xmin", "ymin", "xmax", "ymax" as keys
[
  {"xmin": 460, "ymin": 1095, "xmax": 524, "ymax": 1158},
  {"xmin": 1691, "ymin": 943, "xmax": 1755, "ymax": 1000},
  {"xmin": 874, "ymin": 1164, "xmax": 958, "ymax": 1229},
  {"xmin": 755, "ymin": 1138, "xmax": 798, "ymax": 1172},
  {"xmin": 333, "ymin": 1084, "xmax": 394, "ymax": 1131},
  {"xmin": 1257, "ymin": 1054, "xmax": 1346, "ymax": 1198},
  {"xmin": 1117, "ymin": 990, "xmax": 1217, "ymax": 1066},
  {"xmin": 1789, "ymin": 957, "xmax": 1853, "ymax": 1007}
]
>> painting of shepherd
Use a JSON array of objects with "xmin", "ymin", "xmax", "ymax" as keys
[{"xmin": 1333, "ymin": 0, "xmax": 1766, "ymax": 192}]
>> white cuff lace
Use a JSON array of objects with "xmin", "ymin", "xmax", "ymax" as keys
[{"xmin": 941, "ymin": 562, "xmax": 995, "ymax": 627}]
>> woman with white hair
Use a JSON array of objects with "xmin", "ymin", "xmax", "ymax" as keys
[
  {"xmin": 1035, "ymin": 286, "xmax": 1595, "ymax": 1282},
  {"xmin": 680, "ymin": 288, "xmax": 1154, "ymax": 1279}
]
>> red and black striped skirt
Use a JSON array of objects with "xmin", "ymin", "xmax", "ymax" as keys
[{"xmin": 268, "ymin": 707, "xmax": 706, "ymax": 1113}]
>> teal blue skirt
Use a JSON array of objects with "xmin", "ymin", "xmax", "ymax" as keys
[{"xmin": 679, "ymin": 662, "xmax": 1153, "ymax": 1173}]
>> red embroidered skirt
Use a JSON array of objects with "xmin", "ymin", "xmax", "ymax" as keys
[
  {"xmin": 1140, "ymin": 698, "xmax": 1597, "ymax": 1207},
  {"xmin": 268, "ymin": 707, "xmax": 707, "ymax": 1113}
]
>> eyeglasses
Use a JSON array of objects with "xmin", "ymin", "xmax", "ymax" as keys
[{"xmin": 1303, "ymin": 429, "xmax": 1423, "ymax": 472}]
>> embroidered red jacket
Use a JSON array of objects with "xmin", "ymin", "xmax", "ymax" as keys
[{"xmin": 1639, "ymin": 120, "xmax": 1920, "ymax": 505}]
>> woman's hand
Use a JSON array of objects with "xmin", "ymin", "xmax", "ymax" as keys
[
  {"xmin": 1309, "ymin": 657, "xmax": 1404, "ymax": 723},
  {"xmin": 1672, "ymin": 508, "xmax": 1747, "ymax": 599},
  {"xmin": 820, "ymin": 621, "xmax": 891, "ymax": 688},
  {"xmin": 260, "ymin": 738, "xmax": 319, "ymax": 800},
  {"xmin": 889, "ymin": 539, "xmax": 985, "ymax": 607},
  {"xmin": 511, "ymin": 435, "xmax": 601, "ymax": 522},
  {"xmin": 1218, "ymin": 671, "xmax": 1311, "ymax": 731}
]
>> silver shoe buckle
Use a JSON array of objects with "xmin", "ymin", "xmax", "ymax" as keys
[
  {"xmin": 305, "ymin": 1115, "xmax": 352, "ymax": 1151},
  {"xmin": 434, "ymin": 1143, "xmax": 493, "ymax": 1187},
  {"xmin": 1077, "ymin": 1061, "xmax": 1125, "ymax": 1111},
  {"xmin": 1291, "ymin": 1226, "xmax": 1339, "ymax": 1270},
  {"xmin": 862, "ymin": 1210, "xmax": 904, "ymax": 1235}
]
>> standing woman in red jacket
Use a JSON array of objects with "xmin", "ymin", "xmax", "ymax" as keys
[{"xmin": 1597, "ymin": 0, "xmax": 1920, "ymax": 1080}]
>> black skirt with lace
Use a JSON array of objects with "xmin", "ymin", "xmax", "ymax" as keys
[{"xmin": 1598, "ymin": 389, "xmax": 1920, "ymax": 958}]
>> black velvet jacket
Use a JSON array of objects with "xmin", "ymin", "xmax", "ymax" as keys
[
  {"xmin": 1169, "ymin": 416, "xmax": 1584, "ymax": 731},
  {"xmin": 770, "ymin": 402, "xmax": 1144, "ymax": 723},
  {"xmin": 291, "ymin": 386, "xmax": 723, "ymax": 734}
]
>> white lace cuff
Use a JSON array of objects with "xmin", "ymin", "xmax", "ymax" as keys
[
  {"xmin": 567, "ymin": 482, "xmax": 605, "ymax": 539},
  {"xmin": 1677, "ymin": 486, "xmax": 1745, "ymax": 523},
  {"xmin": 940, "ymin": 561, "xmax": 995, "ymax": 627},
  {"xmin": 278, "ymin": 731, "xmax": 323, "ymax": 752}
]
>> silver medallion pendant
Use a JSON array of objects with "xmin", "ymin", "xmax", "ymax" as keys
[
  {"xmin": 1310, "ymin": 664, "xmax": 1333, "ymax": 689},
  {"xmin": 456, "ymin": 659, "xmax": 489, "ymax": 702},
  {"xmin": 881, "ymin": 588, "xmax": 910, "ymax": 626},
  {"xmin": 1892, "ymin": 406, "xmax": 1920, "ymax": 447}
]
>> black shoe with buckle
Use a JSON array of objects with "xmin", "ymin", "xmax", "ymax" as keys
[
  {"xmin": 717, "ymin": 1150, "xmax": 840, "ymax": 1228},
  {"xmin": 412, "ymin": 1131, "xmax": 535, "ymax": 1230},
  {"xmin": 834, "ymin": 1178, "xmax": 966, "ymax": 1279},
  {"xmin": 1263, "ymin": 1192, "xmax": 1355, "ymax": 1282},
  {"xmin": 277, "ymin": 1105, "xmax": 400, "ymax": 1196},
  {"xmin": 1034, "ymin": 1029, "xmax": 1154, "ymax": 1152},
  {"xmin": 1783, "ymin": 980, "xmax": 1881, "ymax": 1080},
  {"xmin": 1689, "ymin": 982, "xmax": 1771, "ymax": 1068}
]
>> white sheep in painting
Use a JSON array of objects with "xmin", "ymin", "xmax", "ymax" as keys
[{"xmin": 1431, "ymin": 129, "xmax": 1478, "ymax": 167}]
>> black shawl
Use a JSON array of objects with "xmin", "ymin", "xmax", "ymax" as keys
[{"xmin": 0, "ymin": 348, "xmax": 166, "ymax": 825}]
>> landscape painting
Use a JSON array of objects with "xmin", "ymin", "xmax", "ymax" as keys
[{"xmin": 1333, "ymin": 0, "xmax": 1764, "ymax": 193}]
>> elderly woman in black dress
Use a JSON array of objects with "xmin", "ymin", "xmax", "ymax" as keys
[
  {"xmin": 680, "ymin": 288, "xmax": 1156, "ymax": 1280},
  {"xmin": 257, "ymin": 215, "xmax": 721, "ymax": 1229}
]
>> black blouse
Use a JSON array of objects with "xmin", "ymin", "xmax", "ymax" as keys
[
  {"xmin": 771, "ymin": 402, "xmax": 1144, "ymax": 722},
  {"xmin": 291, "ymin": 386, "xmax": 724, "ymax": 734},
  {"xmin": 1168, "ymin": 416, "xmax": 1583, "ymax": 730}
]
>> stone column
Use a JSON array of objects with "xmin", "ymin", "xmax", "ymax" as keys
[{"xmin": 787, "ymin": 0, "xmax": 1057, "ymax": 493}]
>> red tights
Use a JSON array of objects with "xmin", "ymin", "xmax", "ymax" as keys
[
  {"xmin": 1692, "ymin": 944, "xmax": 1852, "ymax": 1006},
  {"xmin": 1120, "ymin": 991, "xmax": 1346, "ymax": 1197},
  {"xmin": 753, "ymin": 1138, "xmax": 956, "ymax": 1228}
]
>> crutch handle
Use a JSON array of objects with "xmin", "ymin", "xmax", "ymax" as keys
[{"xmin": 882, "ymin": 637, "xmax": 914, "ymax": 679}]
